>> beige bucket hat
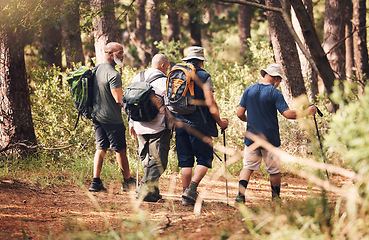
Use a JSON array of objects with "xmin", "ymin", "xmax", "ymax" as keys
[
  {"xmin": 182, "ymin": 46, "xmax": 208, "ymax": 62},
  {"xmin": 260, "ymin": 63, "xmax": 285, "ymax": 80}
]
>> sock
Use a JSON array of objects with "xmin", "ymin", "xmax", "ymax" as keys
[
  {"xmin": 271, "ymin": 185, "xmax": 281, "ymax": 198},
  {"xmin": 124, "ymin": 177, "xmax": 132, "ymax": 182},
  {"xmin": 239, "ymin": 180, "xmax": 248, "ymax": 196},
  {"xmin": 93, "ymin": 178, "xmax": 102, "ymax": 184},
  {"xmin": 189, "ymin": 181, "xmax": 199, "ymax": 192}
]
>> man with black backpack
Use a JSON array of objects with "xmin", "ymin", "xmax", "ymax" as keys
[
  {"xmin": 88, "ymin": 42, "xmax": 135, "ymax": 192},
  {"xmin": 171, "ymin": 46, "xmax": 229, "ymax": 206},
  {"xmin": 129, "ymin": 54, "xmax": 171, "ymax": 202}
]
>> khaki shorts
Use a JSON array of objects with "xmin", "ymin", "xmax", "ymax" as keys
[{"xmin": 243, "ymin": 146, "xmax": 281, "ymax": 174}]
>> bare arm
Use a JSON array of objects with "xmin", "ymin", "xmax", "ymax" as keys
[
  {"xmin": 236, "ymin": 105, "xmax": 247, "ymax": 122},
  {"xmin": 204, "ymin": 88, "xmax": 229, "ymax": 130},
  {"xmin": 282, "ymin": 105, "xmax": 317, "ymax": 119},
  {"xmin": 281, "ymin": 109, "xmax": 297, "ymax": 119},
  {"xmin": 111, "ymin": 87, "xmax": 123, "ymax": 105}
]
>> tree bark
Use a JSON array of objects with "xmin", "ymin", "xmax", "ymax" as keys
[
  {"xmin": 187, "ymin": 2, "xmax": 202, "ymax": 46},
  {"xmin": 148, "ymin": 0, "xmax": 163, "ymax": 55},
  {"xmin": 238, "ymin": 4, "xmax": 252, "ymax": 61},
  {"xmin": 289, "ymin": 0, "xmax": 336, "ymax": 99},
  {"xmin": 323, "ymin": 0, "xmax": 346, "ymax": 82},
  {"xmin": 345, "ymin": 1, "xmax": 354, "ymax": 81},
  {"xmin": 166, "ymin": 0, "xmax": 180, "ymax": 42},
  {"xmin": 266, "ymin": 0, "xmax": 307, "ymax": 104},
  {"xmin": 291, "ymin": 0, "xmax": 318, "ymax": 102},
  {"xmin": 135, "ymin": 0, "xmax": 151, "ymax": 67},
  {"xmin": 0, "ymin": 32, "xmax": 37, "ymax": 151},
  {"xmin": 90, "ymin": 0, "xmax": 119, "ymax": 64},
  {"xmin": 353, "ymin": 0, "xmax": 369, "ymax": 91},
  {"xmin": 61, "ymin": 0, "xmax": 85, "ymax": 68}
]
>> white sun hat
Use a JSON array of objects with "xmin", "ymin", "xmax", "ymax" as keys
[
  {"xmin": 260, "ymin": 63, "xmax": 285, "ymax": 80},
  {"xmin": 182, "ymin": 46, "xmax": 208, "ymax": 62}
]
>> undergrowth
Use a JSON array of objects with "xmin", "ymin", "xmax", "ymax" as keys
[{"xmin": 2, "ymin": 39, "xmax": 369, "ymax": 240}]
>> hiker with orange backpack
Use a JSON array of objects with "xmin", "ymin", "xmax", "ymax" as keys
[{"xmin": 166, "ymin": 46, "xmax": 228, "ymax": 206}]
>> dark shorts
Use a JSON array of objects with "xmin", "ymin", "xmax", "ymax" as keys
[
  {"xmin": 93, "ymin": 120, "xmax": 127, "ymax": 151},
  {"xmin": 175, "ymin": 127, "xmax": 213, "ymax": 168}
]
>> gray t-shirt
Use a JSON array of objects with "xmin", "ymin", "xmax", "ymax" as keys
[{"xmin": 92, "ymin": 63, "xmax": 123, "ymax": 124}]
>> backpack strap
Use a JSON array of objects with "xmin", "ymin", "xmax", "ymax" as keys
[
  {"xmin": 139, "ymin": 71, "xmax": 166, "ymax": 84},
  {"xmin": 139, "ymin": 71, "xmax": 145, "ymax": 82}
]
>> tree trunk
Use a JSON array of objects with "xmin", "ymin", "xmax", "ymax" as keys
[
  {"xmin": 61, "ymin": 0, "xmax": 84, "ymax": 68},
  {"xmin": 323, "ymin": 0, "xmax": 346, "ymax": 82},
  {"xmin": 0, "ymin": 32, "xmax": 37, "ymax": 151},
  {"xmin": 148, "ymin": 0, "xmax": 163, "ymax": 55},
  {"xmin": 135, "ymin": 0, "xmax": 151, "ymax": 67},
  {"xmin": 266, "ymin": 0, "xmax": 307, "ymax": 104},
  {"xmin": 40, "ymin": 0, "xmax": 63, "ymax": 69},
  {"xmin": 238, "ymin": 4, "xmax": 252, "ymax": 62},
  {"xmin": 166, "ymin": 0, "xmax": 180, "ymax": 42},
  {"xmin": 90, "ymin": 0, "xmax": 119, "ymax": 64},
  {"xmin": 290, "ymin": 0, "xmax": 336, "ymax": 100},
  {"xmin": 291, "ymin": 0, "xmax": 318, "ymax": 102},
  {"xmin": 353, "ymin": 0, "xmax": 369, "ymax": 91},
  {"xmin": 187, "ymin": 2, "xmax": 202, "ymax": 46},
  {"xmin": 345, "ymin": 1, "xmax": 354, "ymax": 81}
]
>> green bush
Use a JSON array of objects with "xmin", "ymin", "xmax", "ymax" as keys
[{"xmin": 326, "ymin": 81, "xmax": 369, "ymax": 174}]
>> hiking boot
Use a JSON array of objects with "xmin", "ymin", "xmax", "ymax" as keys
[
  {"xmin": 182, "ymin": 187, "xmax": 198, "ymax": 203},
  {"xmin": 235, "ymin": 194, "xmax": 245, "ymax": 204},
  {"xmin": 181, "ymin": 197, "xmax": 195, "ymax": 206},
  {"xmin": 121, "ymin": 177, "xmax": 136, "ymax": 192},
  {"xmin": 89, "ymin": 181, "xmax": 107, "ymax": 192},
  {"xmin": 143, "ymin": 192, "xmax": 163, "ymax": 202}
]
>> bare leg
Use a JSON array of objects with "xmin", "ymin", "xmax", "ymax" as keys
[
  {"xmin": 191, "ymin": 165, "xmax": 208, "ymax": 183},
  {"xmin": 93, "ymin": 149, "xmax": 107, "ymax": 178},
  {"xmin": 239, "ymin": 168, "xmax": 254, "ymax": 182},
  {"xmin": 270, "ymin": 172, "xmax": 281, "ymax": 199},
  {"xmin": 181, "ymin": 167, "xmax": 192, "ymax": 190},
  {"xmin": 270, "ymin": 172, "xmax": 281, "ymax": 186},
  {"xmin": 116, "ymin": 148, "xmax": 131, "ymax": 179}
]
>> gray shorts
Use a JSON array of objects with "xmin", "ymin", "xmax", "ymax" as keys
[
  {"xmin": 243, "ymin": 146, "xmax": 281, "ymax": 174},
  {"xmin": 93, "ymin": 120, "xmax": 127, "ymax": 151}
]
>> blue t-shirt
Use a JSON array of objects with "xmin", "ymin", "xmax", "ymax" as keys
[{"xmin": 239, "ymin": 83, "xmax": 289, "ymax": 147}]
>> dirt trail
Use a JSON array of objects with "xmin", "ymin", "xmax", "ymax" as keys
[{"xmin": 0, "ymin": 173, "xmax": 348, "ymax": 239}]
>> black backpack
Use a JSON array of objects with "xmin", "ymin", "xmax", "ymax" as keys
[
  {"xmin": 123, "ymin": 72, "xmax": 165, "ymax": 122},
  {"xmin": 164, "ymin": 63, "xmax": 197, "ymax": 115},
  {"xmin": 66, "ymin": 65, "xmax": 98, "ymax": 128}
]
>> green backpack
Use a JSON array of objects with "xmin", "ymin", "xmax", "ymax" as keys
[
  {"xmin": 123, "ymin": 71, "xmax": 165, "ymax": 122},
  {"xmin": 66, "ymin": 65, "xmax": 98, "ymax": 128}
]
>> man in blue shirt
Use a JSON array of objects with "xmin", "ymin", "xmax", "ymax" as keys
[{"xmin": 236, "ymin": 63, "xmax": 316, "ymax": 203}]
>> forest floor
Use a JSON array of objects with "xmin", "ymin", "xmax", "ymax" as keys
[{"xmin": 0, "ymin": 172, "xmax": 350, "ymax": 240}]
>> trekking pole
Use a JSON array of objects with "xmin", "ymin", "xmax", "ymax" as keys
[
  {"xmin": 222, "ymin": 129, "xmax": 229, "ymax": 206},
  {"xmin": 136, "ymin": 141, "xmax": 140, "ymax": 191},
  {"xmin": 313, "ymin": 106, "xmax": 330, "ymax": 181},
  {"xmin": 213, "ymin": 150, "xmax": 223, "ymax": 162}
]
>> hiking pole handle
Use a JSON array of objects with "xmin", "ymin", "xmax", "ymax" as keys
[
  {"xmin": 310, "ymin": 104, "xmax": 323, "ymax": 117},
  {"xmin": 316, "ymin": 107, "xmax": 323, "ymax": 117}
]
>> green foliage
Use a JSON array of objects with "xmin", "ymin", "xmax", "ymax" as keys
[
  {"xmin": 0, "ymin": 0, "xmax": 42, "ymax": 46},
  {"xmin": 155, "ymin": 40, "xmax": 186, "ymax": 65},
  {"xmin": 326, "ymin": 81, "xmax": 369, "ymax": 174}
]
